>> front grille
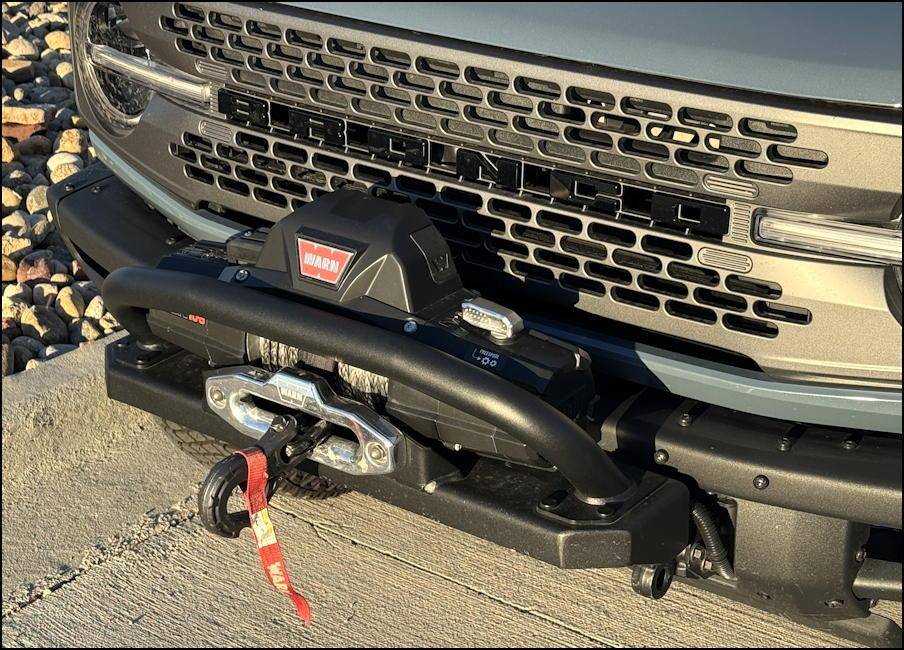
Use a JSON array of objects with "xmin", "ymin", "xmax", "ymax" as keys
[
  {"xmin": 171, "ymin": 124, "xmax": 811, "ymax": 340},
  {"xmin": 86, "ymin": 3, "xmax": 902, "ymax": 386},
  {"xmin": 163, "ymin": 2, "xmax": 830, "ymax": 203}
]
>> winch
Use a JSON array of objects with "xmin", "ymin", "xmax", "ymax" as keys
[{"xmin": 147, "ymin": 190, "xmax": 597, "ymax": 469}]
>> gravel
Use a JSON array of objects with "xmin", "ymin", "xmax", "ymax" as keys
[{"xmin": 2, "ymin": 1, "xmax": 122, "ymax": 376}]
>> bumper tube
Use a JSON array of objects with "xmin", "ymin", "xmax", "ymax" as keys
[{"xmin": 102, "ymin": 266, "xmax": 636, "ymax": 503}]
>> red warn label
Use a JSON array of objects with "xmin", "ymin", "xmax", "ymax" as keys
[{"xmin": 297, "ymin": 238, "xmax": 355, "ymax": 285}]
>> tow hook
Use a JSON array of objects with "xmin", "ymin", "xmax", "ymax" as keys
[{"xmin": 197, "ymin": 414, "xmax": 330, "ymax": 538}]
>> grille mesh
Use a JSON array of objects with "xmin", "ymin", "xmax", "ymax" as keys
[
  {"xmin": 171, "ymin": 126, "xmax": 811, "ymax": 339},
  {"xmin": 163, "ymin": 3, "xmax": 830, "ymax": 199}
]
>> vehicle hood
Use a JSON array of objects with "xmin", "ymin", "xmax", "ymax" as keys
[{"xmin": 282, "ymin": 2, "xmax": 903, "ymax": 109}]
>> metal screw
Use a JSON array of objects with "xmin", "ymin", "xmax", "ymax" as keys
[
  {"xmin": 855, "ymin": 548, "xmax": 867, "ymax": 563},
  {"xmin": 841, "ymin": 437, "xmax": 859, "ymax": 451},
  {"xmin": 235, "ymin": 268, "xmax": 250, "ymax": 282},
  {"xmin": 678, "ymin": 413, "xmax": 693, "ymax": 427},
  {"xmin": 777, "ymin": 436, "xmax": 792, "ymax": 452},
  {"xmin": 64, "ymin": 183, "xmax": 75, "ymax": 191},
  {"xmin": 403, "ymin": 320, "xmax": 418, "ymax": 334},
  {"xmin": 91, "ymin": 185, "xmax": 102, "ymax": 194},
  {"xmin": 271, "ymin": 416, "xmax": 288, "ymax": 432},
  {"xmin": 209, "ymin": 388, "xmax": 226, "ymax": 407},
  {"xmin": 452, "ymin": 443, "xmax": 462, "ymax": 452},
  {"xmin": 825, "ymin": 599, "xmax": 844, "ymax": 609},
  {"xmin": 753, "ymin": 475, "xmax": 770, "ymax": 490},
  {"xmin": 653, "ymin": 449, "xmax": 670, "ymax": 465},
  {"xmin": 366, "ymin": 443, "xmax": 387, "ymax": 463}
]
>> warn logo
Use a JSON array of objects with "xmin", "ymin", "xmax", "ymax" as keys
[{"xmin": 297, "ymin": 238, "xmax": 355, "ymax": 286}]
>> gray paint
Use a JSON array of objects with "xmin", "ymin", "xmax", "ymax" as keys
[
  {"xmin": 93, "ymin": 136, "xmax": 244, "ymax": 242},
  {"xmin": 96, "ymin": 128, "xmax": 901, "ymax": 433},
  {"xmin": 283, "ymin": 2, "xmax": 903, "ymax": 108}
]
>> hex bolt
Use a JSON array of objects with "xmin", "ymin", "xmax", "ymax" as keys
[
  {"xmin": 403, "ymin": 320, "xmax": 418, "ymax": 334},
  {"xmin": 271, "ymin": 416, "xmax": 288, "ymax": 432},
  {"xmin": 753, "ymin": 475, "xmax": 770, "ymax": 490},
  {"xmin": 777, "ymin": 436, "xmax": 792, "ymax": 452},
  {"xmin": 653, "ymin": 449, "xmax": 670, "ymax": 465},
  {"xmin": 841, "ymin": 437, "xmax": 859, "ymax": 451},
  {"xmin": 366, "ymin": 442, "xmax": 387, "ymax": 464},
  {"xmin": 678, "ymin": 412, "xmax": 693, "ymax": 427},
  {"xmin": 855, "ymin": 548, "xmax": 867, "ymax": 563},
  {"xmin": 235, "ymin": 268, "xmax": 250, "ymax": 282}
]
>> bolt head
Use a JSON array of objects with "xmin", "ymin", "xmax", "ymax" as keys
[
  {"xmin": 403, "ymin": 320, "xmax": 418, "ymax": 334},
  {"xmin": 271, "ymin": 416, "xmax": 288, "ymax": 432},
  {"xmin": 777, "ymin": 437, "xmax": 792, "ymax": 452},
  {"xmin": 842, "ymin": 438, "xmax": 859, "ymax": 450},
  {"xmin": 209, "ymin": 388, "xmax": 226, "ymax": 407},
  {"xmin": 366, "ymin": 443, "xmax": 387, "ymax": 463},
  {"xmin": 653, "ymin": 449, "xmax": 669, "ymax": 465},
  {"xmin": 423, "ymin": 480, "xmax": 438, "ymax": 494},
  {"xmin": 825, "ymin": 599, "xmax": 844, "ymax": 609},
  {"xmin": 855, "ymin": 548, "xmax": 867, "ymax": 563},
  {"xmin": 753, "ymin": 475, "xmax": 770, "ymax": 490},
  {"xmin": 597, "ymin": 503, "xmax": 618, "ymax": 518},
  {"xmin": 678, "ymin": 413, "xmax": 692, "ymax": 427},
  {"xmin": 235, "ymin": 269, "xmax": 250, "ymax": 282}
]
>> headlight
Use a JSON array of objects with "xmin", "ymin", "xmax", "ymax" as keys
[{"xmin": 72, "ymin": 2, "xmax": 209, "ymax": 134}]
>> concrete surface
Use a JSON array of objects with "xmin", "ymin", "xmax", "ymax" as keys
[{"xmin": 1, "ymin": 341, "xmax": 900, "ymax": 647}]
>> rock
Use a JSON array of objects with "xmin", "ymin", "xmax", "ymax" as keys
[
  {"xmin": 4, "ymin": 35, "xmax": 40, "ymax": 59},
  {"xmin": 1, "ymin": 234, "xmax": 32, "ymax": 259},
  {"xmin": 25, "ymin": 357, "xmax": 41, "ymax": 370},
  {"xmin": 54, "ymin": 128, "xmax": 86, "ymax": 154},
  {"xmin": 1, "ymin": 103, "xmax": 47, "ymax": 125},
  {"xmin": 11, "ymin": 335, "xmax": 44, "ymax": 355},
  {"xmin": 54, "ymin": 285, "xmax": 84, "ymax": 321},
  {"xmin": 49, "ymin": 272, "xmax": 71, "ymax": 285},
  {"xmin": 1, "ymin": 254, "xmax": 16, "ymax": 281},
  {"xmin": 1, "ymin": 122, "xmax": 45, "ymax": 142},
  {"xmin": 98, "ymin": 311, "xmax": 120, "ymax": 333},
  {"xmin": 2, "ymin": 210, "xmax": 30, "ymax": 236},
  {"xmin": 1, "ymin": 343, "xmax": 12, "ymax": 376},
  {"xmin": 84, "ymin": 294, "xmax": 105, "ymax": 321},
  {"xmin": 45, "ymin": 151, "xmax": 82, "ymax": 173},
  {"xmin": 68, "ymin": 317, "xmax": 102, "ymax": 343},
  {"xmin": 44, "ymin": 29, "xmax": 69, "ymax": 51},
  {"xmin": 31, "ymin": 282, "xmax": 57, "ymax": 306},
  {"xmin": 2, "ymin": 185, "xmax": 22, "ymax": 214},
  {"xmin": 2, "ymin": 19, "xmax": 24, "ymax": 46},
  {"xmin": 14, "ymin": 134, "xmax": 52, "ymax": 156},
  {"xmin": 38, "ymin": 342, "xmax": 76, "ymax": 360},
  {"xmin": 20, "ymin": 305, "xmax": 68, "ymax": 344},
  {"xmin": 30, "ymin": 215, "xmax": 51, "ymax": 243},
  {"xmin": 1, "ymin": 296, "xmax": 28, "ymax": 321},
  {"xmin": 24, "ymin": 184, "xmax": 48, "ymax": 213},
  {"xmin": 1, "ymin": 316, "xmax": 21, "ymax": 339},
  {"xmin": 10, "ymin": 341, "xmax": 34, "ymax": 371},
  {"xmin": 49, "ymin": 161, "xmax": 79, "ymax": 184},
  {"xmin": 55, "ymin": 60, "xmax": 73, "ymax": 89},
  {"xmin": 72, "ymin": 280, "xmax": 99, "ymax": 302},
  {"xmin": 0, "ymin": 59, "xmax": 33, "ymax": 83},
  {"xmin": 15, "ymin": 250, "xmax": 54, "ymax": 283},
  {"xmin": 1, "ymin": 137, "xmax": 14, "ymax": 163},
  {"xmin": 3, "ymin": 281, "xmax": 31, "ymax": 303}
]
